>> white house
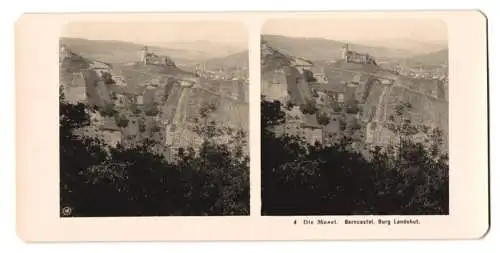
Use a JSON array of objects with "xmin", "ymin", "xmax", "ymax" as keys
[{"xmin": 136, "ymin": 95, "xmax": 144, "ymax": 105}]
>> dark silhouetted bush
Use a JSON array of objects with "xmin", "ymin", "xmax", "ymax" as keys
[
  {"xmin": 261, "ymin": 100, "xmax": 448, "ymax": 215},
  {"xmin": 60, "ymin": 89, "xmax": 249, "ymax": 216}
]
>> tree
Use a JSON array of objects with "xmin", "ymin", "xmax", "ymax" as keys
[
  {"xmin": 195, "ymin": 102, "xmax": 219, "ymax": 137},
  {"xmin": 303, "ymin": 69, "xmax": 317, "ymax": 83},
  {"xmin": 99, "ymin": 103, "xmax": 117, "ymax": 117},
  {"xmin": 60, "ymin": 88, "xmax": 250, "ymax": 216},
  {"xmin": 339, "ymin": 117, "xmax": 347, "ymax": 131},
  {"xmin": 285, "ymin": 100, "xmax": 295, "ymax": 111},
  {"xmin": 385, "ymin": 101, "xmax": 419, "ymax": 159},
  {"xmin": 144, "ymin": 103, "xmax": 160, "ymax": 116},
  {"xmin": 316, "ymin": 111, "xmax": 330, "ymax": 143},
  {"xmin": 316, "ymin": 112, "xmax": 330, "ymax": 126},
  {"xmin": 151, "ymin": 124, "xmax": 161, "ymax": 133},
  {"xmin": 345, "ymin": 99, "xmax": 359, "ymax": 114},
  {"xmin": 138, "ymin": 119, "xmax": 147, "ymax": 134},
  {"xmin": 101, "ymin": 72, "xmax": 116, "ymax": 85},
  {"xmin": 261, "ymin": 100, "xmax": 285, "ymax": 129},
  {"xmin": 200, "ymin": 102, "xmax": 217, "ymax": 119},
  {"xmin": 59, "ymin": 89, "xmax": 109, "ymax": 216},
  {"xmin": 299, "ymin": 99, "xmax": 317, "ymax": 115},
  {"xmin": 332, "ymin": 101, "xmax": 343, "ymax": 113},
  {"xmin": 176, "ymin": 138, "xmax": 250, "ymax": 215},
  {"xmin": 116, "ymin": 114, "xmax": 129, "ymax": 128},
  {"xmin": 260, "ymin": 97, "xmax": 448, "ymax": 215}
]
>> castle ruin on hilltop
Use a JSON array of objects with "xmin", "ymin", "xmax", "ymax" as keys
[
  {"xmin": 139, "ymin": 46, "xmax": 176, "ymax": 67},
  {"xmin": 340, "ymin": 43, "xmax": 377, "ymax": 65},
  {"xmin": 59, "ymin": 44, "xmax": 72, "ymax": 62}
]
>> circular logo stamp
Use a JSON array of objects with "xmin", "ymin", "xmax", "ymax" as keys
[{"xmin": 62, "ymin": 206, "xmax": 72, "ymax": 216}]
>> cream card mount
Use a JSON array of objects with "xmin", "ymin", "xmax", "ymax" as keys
[{"xmin": 16, "ymin": 11, "xmax": 488, "ymax": 241}]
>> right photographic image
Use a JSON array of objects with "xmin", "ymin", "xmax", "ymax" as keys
[{"xmin": 261, "ymin": 18, "xmax": 449, "ymax": 216}]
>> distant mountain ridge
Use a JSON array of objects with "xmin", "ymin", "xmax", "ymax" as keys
[
  {"xmin": 201, "ymin": 50, "xmax": 249, "ymax": 70},
  {"xmin": 261, "ymin": 34, "xmax": 416, "ymax": 62},
  {"xmin": 404, "ymin": 49, "xmax": 448, "ymax": 67},
  {"xmin": 61, "ymin": 37, "xmax": 249, "ymax": 67},
  {"xmin": 261, "ymin": 39, "xmax": 295, "ymax": 72},
  {"xmin": 353, "ymin": 38, "xmax": 447, "ymax": 55},
  {"xmin": 60, "ymin": 37, "xmax": 194, "ymax": 64},
  {"xmin": 148, "ymin": 40, "xmax": 247, "ymax": 60},
  {"xmin": 60, "ymin": 43, "xmax": 197, "ymax": 92}
]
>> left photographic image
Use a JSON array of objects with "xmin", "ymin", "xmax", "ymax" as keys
[{"xmin": 59, "ymin": 21, "xmax": 249, "ymax": 217}]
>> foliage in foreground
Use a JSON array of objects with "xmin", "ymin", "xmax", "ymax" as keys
[
  {"xmin": 261, "ymin": 100, "xmax": 449, "ymax": 215},
  {"xmin": 60, "ymin": 89, "xmax": 249, "ymax": 216}
]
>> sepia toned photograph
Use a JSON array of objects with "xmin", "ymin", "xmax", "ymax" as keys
[
  {"xmin": 16, "ymin": 11, "xmax": 488, "ymax": 241},
  {"xmin": 261, "ymin": 19, "xmax": 449, "ymax": 215},
  {"xmin": 59, "ymin": 21, "xmax": 250, "ymax": 217}
]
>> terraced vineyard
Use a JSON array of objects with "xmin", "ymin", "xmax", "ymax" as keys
[
  {"xmin": 362, "ymin": 80, "xmax": 448, "ymax": 149},
  {"xmin": 215, "ymin": 98, "xmax": 249, "ymax": 132},
  {"xmin": 161, "ymin": 86, "xmax": 184, "ymax": 124}
]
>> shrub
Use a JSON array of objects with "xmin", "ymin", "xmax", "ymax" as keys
[
  {"xmin": 99, "ymin": 103, "xmax": 117, "ymax": 117},
  {"xmin": 316, "ymin": 112, "xmax": 330, "ymax": 126},
  {"xmin": 299, "ymin": 100, "xmax": 317, "ymax": 115},
  {"xmin": 116, "ymin": 115, "xmax": 129, "ymax": 128}
]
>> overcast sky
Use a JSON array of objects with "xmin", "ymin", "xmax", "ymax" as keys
[
  {"xmin": 262, "ymin": 18, "xmax": 447, "ymax": 43},
  {"xmin": 62, "ymin": 21, "xmax": 248, "ymax": 46}
]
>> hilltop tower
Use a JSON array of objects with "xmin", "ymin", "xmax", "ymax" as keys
[
  {"xmin": 59, "ymin": 44, "xmax": 72, "ymax": 62},
  {"xmin": 340, "ymin": 43, "xmax": 349, "ymax": 62},
  {"xmin": 140, "ymin": 46, "xmax": 149, "ymax": 64}
]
